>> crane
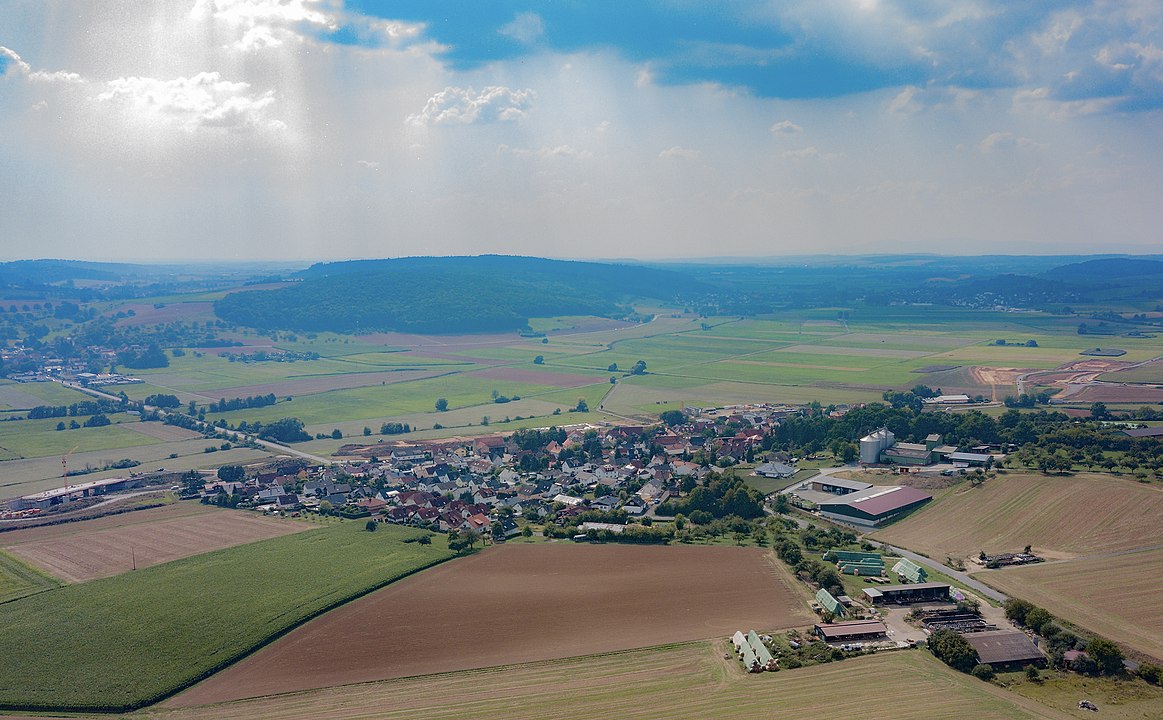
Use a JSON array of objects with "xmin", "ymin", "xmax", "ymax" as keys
[{"xmin": 62, "ymin": 445, "xmax": 79, "ymax": 479}]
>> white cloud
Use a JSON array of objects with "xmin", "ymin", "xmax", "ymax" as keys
[
  {"xmin": 0, "ymin": 46, "xmax": 82, "ymax": 83},
  {"xmin": 782, "ymin": 146, "xmax": 819, "ymax": 159},
  {"xmin": 659, "ymin": 146, "xmax": 702, "ymax": 160},
  {"xmin": 499, "ymin": 12, "xmax": 545, "ymax": 44},
  {"xmin": 770, "ymin": 119, "xmax": 802, "ymax": 134},
  {"xmin": 407, "ymin": 86, "xmax": 535, "ymax": 126},
  {"xmin": 96, "ymin": 72, "xmax": 282, "ymax": 132},
  {"xmin": 978, "ymin": 131, "xmax": 1042, "ymax": 153},
  {"xmin": 1, "ymin": 46, "xmax": 32, "ymax": 76}
]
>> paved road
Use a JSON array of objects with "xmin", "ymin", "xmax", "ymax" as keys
[
  {"xmin": 59, "ymin": 380, "xmax": 336, "ymax": 466},
  {"xmin": 872, "ymin": 542, "xmax": 1008, "ymax": 603}
]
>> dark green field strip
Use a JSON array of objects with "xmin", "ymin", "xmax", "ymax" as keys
[
  {"xmin": 0, "ymin": 549, "xmax": 62, "ymax": 604},
  {"xmin": 0, "ymin": 522, "xmax": 453, "ymax": 712}
]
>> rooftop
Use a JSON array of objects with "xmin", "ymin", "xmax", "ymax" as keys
[{"xmin": 964, "ymin": 630, "xmax": 1044, "ymax": 665}]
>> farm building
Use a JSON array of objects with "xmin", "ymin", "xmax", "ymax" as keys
[
  {"xmin": 815, "ymin": 486, "xmax": 932, "ymax": 527},
  {"xmin": 1123, "ymin": 427, "xmax": 1163, "ymax": 438},
  {"xmin": 815, "ymin": 588, "xmax": 847, "ymax": 618},
  {"xmin": 815, "ymin": 620, "xmax": 888, "ymax": 643},
  {"xmin": 922, "ymin": 394, "xmax": 971, "ymax": 405},
  {"xmin": 860, "ymin": 427, "xmax": 894, "ymax": 464},
  {"xmin": 892, "ymin": 558, "xmax": 928, "ymax": 584},
  {"xmin": 862, "ymin": 582, "xmax": 951, "ymax": 605},
  {"xmin": 731, "ymin": 630, "xmax": 776, "ymax": 672},
  {"xmin": 825, "ymin": 549, "xmax": 884, "ymax": 576},
  {"xmin": 947, "ymin": 452, "xmax": 993, "ymax": 468},
  {"xmin": 809, "ymin": 477, "xmax": 872, "ymax": 495},
  {"xmin": 963, "ymin": 630, "xmax": 1045, "ymax": 668},
  {"xmin": 754, "ymin": 461, "xmax": 796, "ymax": 478}
]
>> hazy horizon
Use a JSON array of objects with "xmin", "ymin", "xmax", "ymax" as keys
[{"xmin": 2, "ymin": 1, "xmax": 1161, "ymax": 262}]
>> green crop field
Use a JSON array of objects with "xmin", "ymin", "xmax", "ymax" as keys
[
  {"xmin": 140, "ymin": 643, "xmax": 1074, "ymax": 720},
  {"xmin": 0, "ymin": 414, "xmax": 161, "ymax": 461},
  {"xmin": 0, "ymin": 522, "xmax": 454, "ymax": 712},
  {"xmin": 0, "ymin": 549, "xmax": 62, "ymax": 603}
]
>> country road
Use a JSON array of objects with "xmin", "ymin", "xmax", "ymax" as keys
[{"xmin": 58, "ymin": 380, "xmax": 336, "ymax": 467}]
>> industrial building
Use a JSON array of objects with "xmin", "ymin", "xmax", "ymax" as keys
[
  {"xmin": 862, "ymin": 582, "xmax": 951, "ymax": 605},
  {"xmin": 815, "ymin": 485, "xmax": 932, "ymax": 526},
  {"xmin": 10, "ymin": 477, "xmax": 131, "ymax": 511}
]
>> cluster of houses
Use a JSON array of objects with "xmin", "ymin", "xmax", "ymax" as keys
[{"xmin": 193, "ymin": 404, "xmax": 804, "ymax": 535}]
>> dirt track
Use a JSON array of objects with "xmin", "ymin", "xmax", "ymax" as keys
[{"xmin": 171, "ymin": 543, "xmax": 808, "ymax": 706}]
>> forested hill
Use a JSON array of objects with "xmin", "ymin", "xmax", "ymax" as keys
[{"xmin": 213, "ymin": 255, "xmax": 698, "ymax": 334}]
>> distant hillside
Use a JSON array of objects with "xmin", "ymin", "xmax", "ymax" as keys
[
  {"xmin": 214, "ymin": 255, "xmax": 698, "ymax": 334},
  {"xmin": 1044, "ymin": 258, "xmax": 1163, "ymax": 281}
]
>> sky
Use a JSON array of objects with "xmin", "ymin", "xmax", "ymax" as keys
[{"xmin": 1, "ymin": 0, "xmax": 1161, "ymax": 262}]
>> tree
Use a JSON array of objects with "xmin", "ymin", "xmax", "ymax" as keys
[
  {"xmin": 929, "ymin": 629, "xmax": 979, "ymax": 672},
  {"xmin": 180, "ymin": 470, "xmax": 203, "ymax": 496},
  {"xmin": 1004, "ymin": 598, "xmax": 1034, "ymax": 625},
  {"xmin": 365, "ymin": 519, "xmax": 378, "ymax": 532},
  {"xmin": 331, "ymin": 428, "xmax": 342, "ymax": 439},
  {"xmin": 660, "ymin": 409, "xmax": 685, "ymax": 427},
  {"xmin": 631, "ymin": 360, "xmax": 647, "ymax": 375},
  {"xmin": 435, "ymin": 398, "xmax": 448, "ymax": 412},
  {"xmin": 318, "ymin": 499, "xmax": 333, "ymax": 515},
  {"xmin": 971, "ymin": 663, "xmax": 995, "ymax": 681},
  {"xmin": 1090, "ymin": 401, "xmax": 1109, "ymax": 420},
  {"xmin": 1024, "ymin": 664, "xmax": 1041, "ymax": 682},
  {"xmin": 574, "ymin": 398, "xmax": 588, "ymax": 412},
  {"xmin": 1086, "ymin": 637, "xmax": 1125, "ymax": 675},
  {"xmin": 1024, "ymin": 607, "xmax": 1053, "ymax": 634},
  {"xmin": 533, "ymin": 355, "xmax": 544, "ymax": 364},
  {"xmin": 363, "ymin": 426, "xmax": 372, "ymax": 436},
  {"xmin": 216, "ymin": 465, "xmax": 245, "ymax": 482},
  {"xmin": 491, "ymin": 522, "xmax": 507, "ymax": 542},
  {"xmin": 607, "ymin": 362, "xmax": 618, "ymax": 372},
  {"xmin": 462, "ymin": 528, "xmax": 483, "ymax": 550}
]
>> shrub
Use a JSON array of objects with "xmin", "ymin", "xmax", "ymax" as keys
[{"xmin": 971, "ymin": 663, "xmax": 995, "ymax": 681}]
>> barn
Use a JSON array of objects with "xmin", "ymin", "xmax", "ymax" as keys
[
  {"xmin": 862, "ymin": 582, "xmax": 951, "ymax": 605},
  {"xmin": 816, "ymin": 486, "xmax": 932, "ymax": 527},
  {"xmin": 815, "ymin": 620, "xmax": 888, "ymax": 643},
  {"xmin": 963, "ymin": 630, "xmax": 1045, "ymax": 668}
]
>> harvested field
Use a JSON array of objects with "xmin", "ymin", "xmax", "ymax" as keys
[
  {"xmin": 873, "ymin": 473, "xmax": 1163, "ymax": 562},
  {"xmin": 173, "ymin": 544, "xmax": 810, "ymax": 705},
  {"xmin": 120, "ymin": 422, "xmax": 205, "ymax": 441},
  {"xmin": 153, "ymin": 645, "xmax": 1070, "ymax": 720},
  {"xmin": 1100, "ymin": 358, "xmax": 1163, "ymax": 384},
  {"xmin": 983, "ymin": 546, "xmax": 1163, "ymax": 661},
  {"xmin": 1060, "ymin": 384, "xmax": 1163, "ymax": 403},
  {"xmin": 2, "ymin": 504, "xmax": 310, "ymax": 583},
  {"xmin": 465, "ymin": 366, "xmax": 601, "ymax": 387},
  {"xmin": 913, "ymin": 364, "xmax": 961, "ymax": 373}
]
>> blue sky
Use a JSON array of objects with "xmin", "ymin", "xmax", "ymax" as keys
[{"xmin": 0, "ymin": 1, "xmax": 1161, "ymax": 261}]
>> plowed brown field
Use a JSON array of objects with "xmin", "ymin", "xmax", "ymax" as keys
[
  {"xmin": 2, "ymin": 504, "xmax": 311, "ymax": 583},
  {"xmin": 171, "ymin": 544, "xmax": 809, "ymax": 706}
]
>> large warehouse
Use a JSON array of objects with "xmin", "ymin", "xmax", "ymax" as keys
[{"xmin": 816, "ymin": 485, "xmax": 932, "ymax": 526}]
